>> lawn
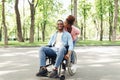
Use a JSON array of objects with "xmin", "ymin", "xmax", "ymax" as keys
[
  {"xmin": 0, "ymin": 40, "xmax": 120, "ymax": 47},
  {"xmin": 76, "ymin": 40, "xmax": 120, "ymax": 46},
  {"xmin": 0, "ymin": 41, "xmax": 47, "ymax": 47}
]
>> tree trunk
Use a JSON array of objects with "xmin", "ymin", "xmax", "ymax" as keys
[
  {"xmin": 23, "ymin": 0, "xmax": 25, "ymax": 40},
  {"xmin": 28, "ymin": 0, "xmax": 35, "ymax": 43},
  {"xmin": 80, "ymin": 23, "xmax": 83, "ymax": 40},
  {"xmin": 109, "ymin": 0, "xmax": 113, "ymax": 41},
  {"xmin": 73, "ymin": 0, "xmax": 77, "ymax": 26},
  {"xmin": 100, "ymin": 16, "xmax": 103, "ymax": 41},
  {"xmin": 100, "ymin": 0, "xmax": 103, "ymax": 41},
  {"xmin": 112, "ymin": 0, "xmax": 118, "ymax": 41},
  {"xmin": 83, "ymin": 13, "xmax": 86, "ymax": 40},
  {"xmin": 2, "ymin": 0, "xmax": 8, "ymax": 46},
  {"xmin": 71, "ymin": 0, "xmax": 73, "ymax": 15},
  {"xmin": 0, "ymin": 27, "xmax": 2, "ymax": 41},
  {"xmin": 15, "ymin": 0, "xmax": 24, "ymax": 42},
  {"xmin": 37, "ymin": 25, "xmax": 40, "ymax": 41},
  {"xmin": 94, "ymin": 20, "xmax": 99, "ymax": 40},
  {"xmin": 41, "ymin": 21, "xmax": 46, "ymax": 42},
  {"xmin": 83, "ymin": 2, "xmax": 86, "ymax": 40}
]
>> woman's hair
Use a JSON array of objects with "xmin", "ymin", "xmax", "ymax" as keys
[
  {"xmin": 65, "ymin": 15, "xmax": 75, "ymax": 33},
  {"xmin": 66, "ymin": 15, "xmax": 75, "ymax": 25}
]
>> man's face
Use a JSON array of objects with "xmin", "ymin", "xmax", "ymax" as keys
[{"xmin": 57, "ymin": 21, "xmax": 64, "ymax": 30}]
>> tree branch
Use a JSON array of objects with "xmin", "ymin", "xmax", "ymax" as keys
[
  {"xmin": 35, "ymin": 0, "xmax": 38, "ymax": 8},
  {"xmin": 28, "ymin": 0, "xmax": 32, "ymax": 5}
]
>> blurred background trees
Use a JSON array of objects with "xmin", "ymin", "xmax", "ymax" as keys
[{"xmin": 0, "ymin": 0, "xmax": 120, "ymax": 46}]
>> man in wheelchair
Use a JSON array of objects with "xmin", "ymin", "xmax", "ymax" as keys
[{"xmin": 36, "ymin": 20, "xmax": 73, "ymax": 78}]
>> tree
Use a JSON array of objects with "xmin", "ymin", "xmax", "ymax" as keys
[
  {"xmin": 71, "ymin": 0, "xmax": 73, "ymax": 15},
  {"xmin": 0, "ymin": 27, "xmax": 2, "ymax": 41},
  {"xmin": 22, "ymin": 0, "xmax": 25, "ymax": 40},
  {"xmin": 78, "ymin": 0, "xmax": 91, "ymax": 40},
  {"xmin": 112, "ymin": 0, "xmax": 119, "ymax": 41},
  {"xmin": 73, "ymin": 0, "xmax": 77, "ymax": 26},
  {"xmin": 0, "ymin": 4, "xmax": 2, "ymax": 41},
  {"xmin": 0, "ymin": 28, "xmax": 2, "ymax": 41},
  {"xmin": 2, "ymin": 0, "xmax": 8, "ymax": 46},
  {"xmin": 38, "ymin": 0, "xmax": 54, "ymax": 42},
  {"xmin": 99, "ymin": 0, "xmax": 103, "ymax": 41},
  {"xmin": 28, "ymin": 0, "xmax": 38, "ymax": 43},
  {"xmin": 108, "ymin": 0, "xmax": 114, "ymax": 41},
  {"xmin": 15, "ymin": 0, "xmax": 24, "ymax": 42},
  {"xmin": 95, "ymin": 0, "xmax": 105, "ymax": 41}
]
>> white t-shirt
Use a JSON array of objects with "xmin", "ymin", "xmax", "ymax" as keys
[{"xmin": 54, "ymin": 32, "xmax": 63, "ymax": 48}]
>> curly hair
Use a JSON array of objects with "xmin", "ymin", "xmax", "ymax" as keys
[
  {"xmin": 66, "ymin": 15, "xmax": 75, "ymax": 25},
  {"xmin": 65, "ymin": 15, "xmax": 75, "ymax": 33}
]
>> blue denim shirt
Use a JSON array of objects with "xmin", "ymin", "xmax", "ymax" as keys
[{"xmin": 48, "ymin": 30, "xmax": 73, "ymax": 51}]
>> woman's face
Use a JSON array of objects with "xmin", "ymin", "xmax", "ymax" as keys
[{"xmin": 64, "ymin": 21, "xmax": 68, "ymax": 28}]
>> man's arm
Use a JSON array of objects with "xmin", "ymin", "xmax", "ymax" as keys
[
  {"xmin": 65, "ymin": 50, "xmax": 72, "ymax": 60},
  {"xmin": 65, "ymin": 33, "xmax": 73, "ymax": 60}
]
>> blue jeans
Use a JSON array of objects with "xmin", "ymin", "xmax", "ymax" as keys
[
  {"xmin": 71, "ymin": 40, "xmax": 77, "ymax": 62},
  {"xmin": 39, "ymin": 46, "xmax": 67, "ymax": 68},
  {"xmin": 73, "ymin": 40, "xmax": 77, "ymax": 47}
]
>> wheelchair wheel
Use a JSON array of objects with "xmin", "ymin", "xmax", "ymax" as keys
[
  {"xmin": 67, "ymin": 51, "xmax": 77, "ymax": 76},
  {"xmin": 60, "ymin": 75, "xmax": 65, "ymax": 80}
]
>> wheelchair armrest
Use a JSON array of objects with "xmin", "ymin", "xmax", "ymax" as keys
[{"xmin": 46, "ymin": 45, "xmax": 52, "ymax": 47}]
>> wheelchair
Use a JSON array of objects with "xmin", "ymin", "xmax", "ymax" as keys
[{"xmin": 45, "ymin": 50, "xmax": 77, "ymax": 80}]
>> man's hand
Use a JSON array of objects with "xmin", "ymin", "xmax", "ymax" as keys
[{"xmin": 64, "ymin": 50, "xmax": 72, "ymax": 60}]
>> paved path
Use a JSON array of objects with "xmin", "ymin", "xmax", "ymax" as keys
[{"xmin": 0, "ymin": 46, "xmax": 120, "ymax": 80}]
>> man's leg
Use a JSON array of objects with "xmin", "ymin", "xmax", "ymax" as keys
[
  {"xmin": 39, "ymin": 46, "xmax": 56, "ymax": 67},
  {"xmin": 36, "ymin": 46, "xmax": 56, "ymax": 76},
  {"xmin": 54, "ymin": 47, "xmax": 67, "ymax": 68},
  {"xmin": 49, "ymin": 46, "xmax": 67, "ymax": 78}
]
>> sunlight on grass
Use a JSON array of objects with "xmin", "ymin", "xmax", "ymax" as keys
[
  {"xmin": 0, "ymin": 41, "xmax": 47, "ymax": 47},
  {"xmin": 76, "ymin": 40, "xmax": 120, "ymax": 46},
  {"xmin": 0, "ymin": 40, "xmax": 120, "ymax": 47}
]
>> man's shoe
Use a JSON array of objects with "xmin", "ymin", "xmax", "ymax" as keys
[
  {"xmin": 36, "ymin": 67, "xmax": 48, "ymax": 77},
  {"xmin": 48, "ymin": 69, "xmax": 59, "ymax": 78}
]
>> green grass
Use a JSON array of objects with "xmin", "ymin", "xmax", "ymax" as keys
[
  {"xmin": 0, "ymin": 40, "xmax": 120, "ymax": 47},
  {"xmin": 0, "ymin": 41, "xmax": 47, "ymax": 47},
  {"xmin": 76, "ymin": 40, "xmax": 120, "ymax": 46}
]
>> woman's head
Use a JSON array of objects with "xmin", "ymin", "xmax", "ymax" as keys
[
  {"xmin": 66, "ymin": 15, "xmax": 75, "ymax": 25},
  {"xmin": 64, "ymin": 15, "xmax": 75, "ymax": 33}
]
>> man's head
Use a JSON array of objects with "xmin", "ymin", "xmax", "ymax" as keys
[{"xmin": 56, "ymin": 20, "xmax": 64, "ymax": 31}]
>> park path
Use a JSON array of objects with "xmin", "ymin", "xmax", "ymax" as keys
[{"xmin": 0, "ymin": 46, "xmax": 120, "ymax": 80}]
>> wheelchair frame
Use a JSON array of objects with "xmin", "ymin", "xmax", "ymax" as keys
[{"xmin": 46, "ymin": 51, "xmax": 77, "ymax": 79}]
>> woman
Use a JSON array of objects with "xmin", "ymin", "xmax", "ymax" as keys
[
  {"xmin": 64, "ymin": 15, "xmax": 80, "ymax": 47},
  {"xmin": 64, "ymin": 15, "xmax": 80, "ymax": 63}
]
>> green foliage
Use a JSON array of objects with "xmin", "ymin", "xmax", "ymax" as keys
[
  {"xmin": 118, "ymin": 3, "xmax": 120, "ymax": 32},
  {"xmin": 0, "ymin": 0, "xmax": 120, "ymax": 43},
  {"xmin": 78, "ymin": 0, "xmax": 91, "ymax": 19},
  {"xmin": 35, "ymin": 0, "xmax": 66, "ymax": 41},
  {"xmin": 95, "ymin": 0, "xmax": 113, "ymax": 19}
]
